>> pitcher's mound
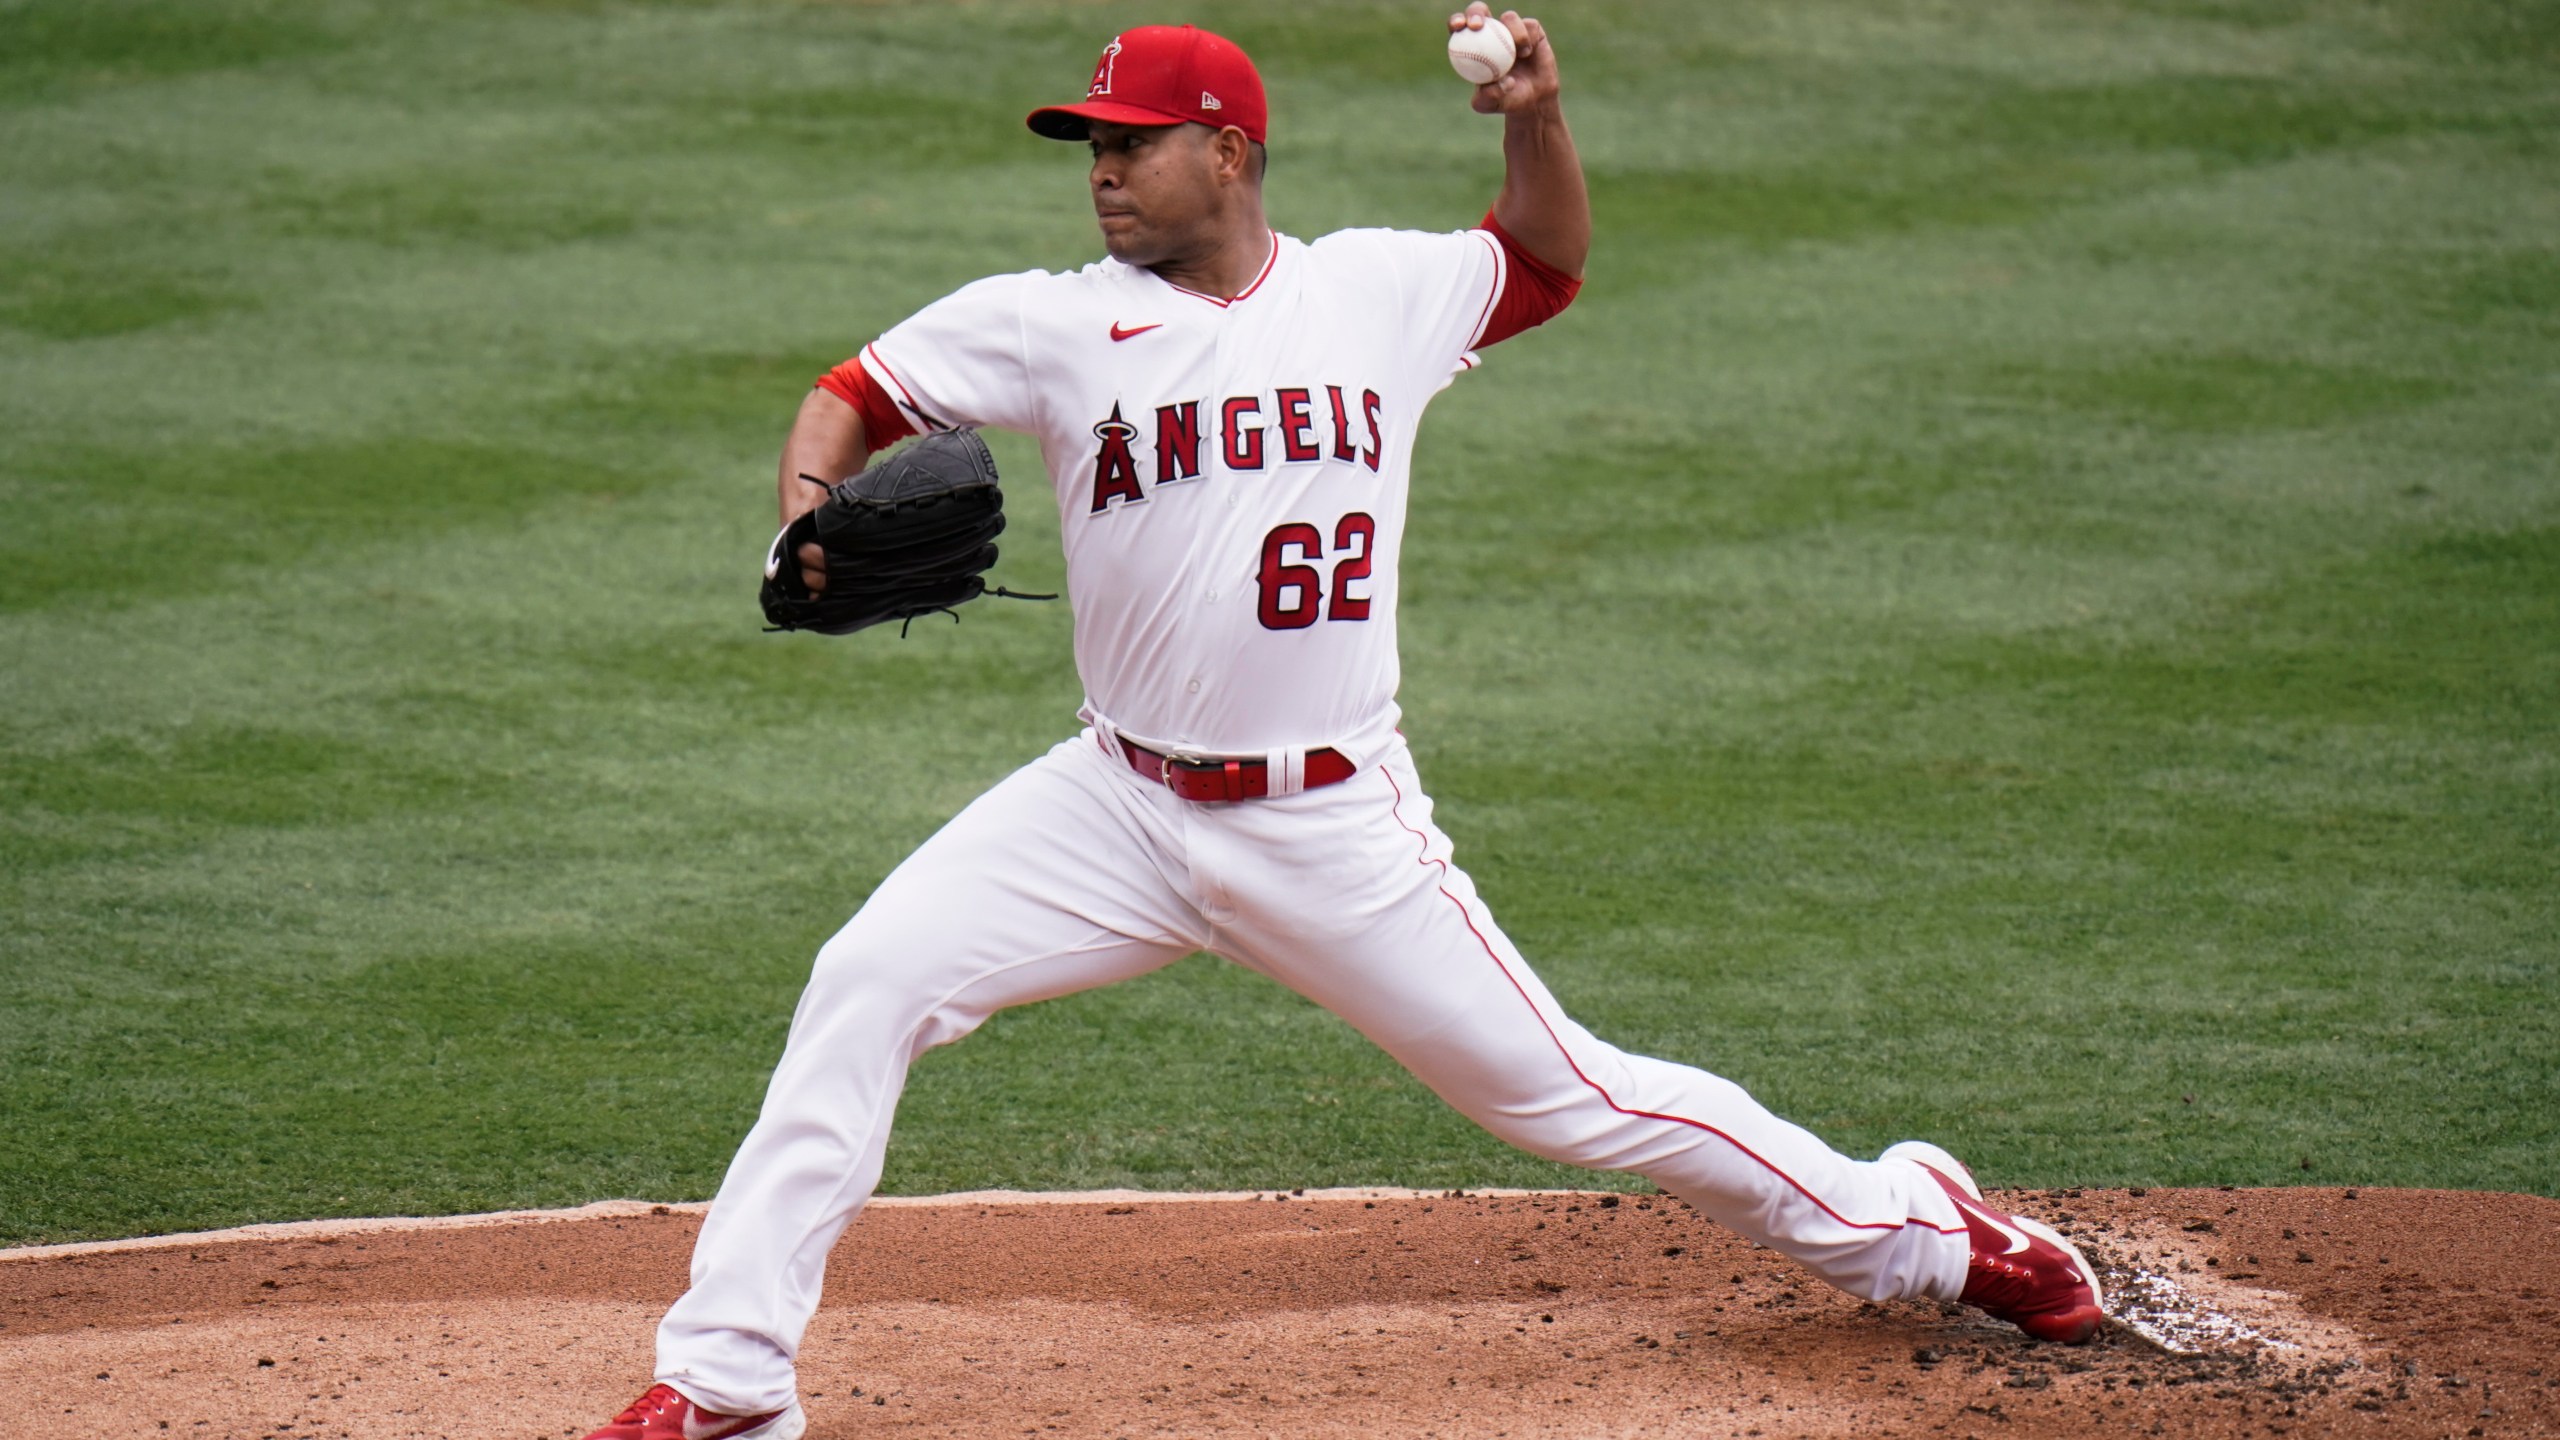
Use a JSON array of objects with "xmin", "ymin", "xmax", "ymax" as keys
[{"xmin": 5, "ymin": 1186, "xmax": 2555, "ymax": 1438}]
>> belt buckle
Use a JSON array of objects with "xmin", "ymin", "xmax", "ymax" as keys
[{"xmin": 1159, "ymin": 749, "xmax": 1208, "ymax": 788}]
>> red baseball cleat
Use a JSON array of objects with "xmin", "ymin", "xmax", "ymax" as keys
[
  {"xmin": 581, "ymin": 1383, "xmax": 804, "ymax": 1440},
  {"xmin": 1883, "ymin": 1140, "xmax": 2109, "ymax": 1344}
]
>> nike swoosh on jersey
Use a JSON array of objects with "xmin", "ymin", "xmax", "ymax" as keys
[{"xmin": 1109, "ymin": 322, "xmax": 1162, "ymax": 341}]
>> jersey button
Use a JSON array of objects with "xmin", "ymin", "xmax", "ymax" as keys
[{"xmin": 1185, "ymin": 678, "xmax": 1202, "ymax": 694}]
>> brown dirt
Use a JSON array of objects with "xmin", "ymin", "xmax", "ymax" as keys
[{"xmin": 4, "ymin": 1187, "xmax": 2555, "ymax": 1439}]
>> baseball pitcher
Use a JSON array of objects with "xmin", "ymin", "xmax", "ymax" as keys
[{"xmin": 586, "ymin": 11, "xmax": 2104, "ymax": 1438}]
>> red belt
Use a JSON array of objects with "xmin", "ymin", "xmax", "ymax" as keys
[{"xmin": 1118, "ymin": 738, "xmax": 1357, "ymax": 802}]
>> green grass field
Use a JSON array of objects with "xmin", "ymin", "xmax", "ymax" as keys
[{"xmin": 3, "ymin": 0, "xmax": 2554, "ymax": 1247}]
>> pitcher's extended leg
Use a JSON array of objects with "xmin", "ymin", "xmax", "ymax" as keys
[
  {"xmin": 656, "ymin": 738, "xmax": 1205, "ymax": 1414},
  {"xmin": 1208, "ymin": 748, "xmax": 1970, "ymax": 1303}
]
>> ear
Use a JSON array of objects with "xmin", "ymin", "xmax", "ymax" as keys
[{"xmin": 1210, "ymin": 125, "xmax": 1254, "ymax": 185}]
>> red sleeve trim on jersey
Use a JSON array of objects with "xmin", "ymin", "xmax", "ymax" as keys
[
  {"xmin": 1476, "ymin": 210, "xmax": 1584, "ymax": 348},
  {"xmin": 815, "ymin": 354, "xmax": 918, "ymax": 446}
]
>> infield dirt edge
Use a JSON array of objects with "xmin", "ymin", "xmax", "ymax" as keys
[{"xmin": 0, "ymin": 1187, "xmax": 1575, "ymax": 1263}]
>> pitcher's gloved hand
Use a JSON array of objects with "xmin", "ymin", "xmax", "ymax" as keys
[{"xmin": 759, "ymin": 429, "xmax": 1050, "ymax": 636}]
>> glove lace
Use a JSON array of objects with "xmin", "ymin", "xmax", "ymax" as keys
[{"xmin": 889, "ymin": 586, "xmax": 1057, "ymax": 638}]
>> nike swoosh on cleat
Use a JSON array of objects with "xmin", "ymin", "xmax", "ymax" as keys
[
  {"xmin": 1109, "ymin": 322, "xmax": 1161, "ymax": 341},
  {"xmin": 2015, "ymin": 1214, "xmax": 2106, "ymax": 1305},
  {"xmin": 682, "ymin": 1409, "xmax": 745, "ymax": 1440},
  {"xmin": 1960, "ymin": 1195, "xmax": 2035, "ymax": 1255}
]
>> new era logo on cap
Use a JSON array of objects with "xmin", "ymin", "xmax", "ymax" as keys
[{"xmin": 1027, "ymin": 25, "xmax": 1268, "ymax": 145}]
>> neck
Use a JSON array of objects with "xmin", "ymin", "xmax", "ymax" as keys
[{"xmin": 1145, "ymin": 209, "xmax": 1272, "ymax": 298}]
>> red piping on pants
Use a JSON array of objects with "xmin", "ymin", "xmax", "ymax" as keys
[{"xmin": 1379, "ymin": 766, "xmax": 1963, "ymax": 1240}]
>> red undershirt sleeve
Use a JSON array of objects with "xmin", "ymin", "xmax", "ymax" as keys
[
  {"xmin": 815, "ymin": 357, "xmax": 918, "ymax": 447},
  {"xmin": 1476, "ymin": 209, "xmax": 1584, "ymax": 348}
]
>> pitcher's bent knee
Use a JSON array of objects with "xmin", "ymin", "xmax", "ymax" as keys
[{"xmin": 787, "ymin": 926, "xmax": 986, "ymax": 1059}]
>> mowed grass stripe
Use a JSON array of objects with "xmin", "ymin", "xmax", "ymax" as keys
[{"xmin": 2, "ymin": 0, "xmax": 2553, "ymax": 1243}]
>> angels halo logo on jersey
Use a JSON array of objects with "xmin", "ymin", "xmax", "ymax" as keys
[{"xmin": 1088, "ymin": 403, "xmax": 1144, "ymax": 513}]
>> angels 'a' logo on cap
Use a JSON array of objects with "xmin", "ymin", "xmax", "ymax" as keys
[
  {"xmin": 1200, "ymin": 91, "xmax": 1222, "ymax": 111},
  {"xmin": 1089, "ymin": 35, "xmax": 1123, "ymax": 97}
]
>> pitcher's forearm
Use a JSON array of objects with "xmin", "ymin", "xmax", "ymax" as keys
[
  {"xmin": 777, "ymin": 388, "xmax": 872, "ymax": 526},
  {"xmin": 1492, "ymin": 97, "xmax": 1589, "ymax": 279}
]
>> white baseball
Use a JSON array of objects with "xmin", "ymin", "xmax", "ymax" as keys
[{"xmin": 1447, "ymin": 20, "xmax": 1517, "ymax": 85}]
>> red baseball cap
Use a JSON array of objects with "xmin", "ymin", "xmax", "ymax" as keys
[{"xmin": 1026, "ymin": 25, "xmax": 1268, "ymax": 145}]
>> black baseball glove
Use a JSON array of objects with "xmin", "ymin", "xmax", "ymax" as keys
[{"xmin": 759, "ymin": 429, "xmax": 1051, "ymax": 636}]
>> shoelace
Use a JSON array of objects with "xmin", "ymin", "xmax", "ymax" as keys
[{"xmin": 1965, "ymin": 1248, "xmax": 2080, "ymax": 1318}]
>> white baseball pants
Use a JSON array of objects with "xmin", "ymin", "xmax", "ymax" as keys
[{"xmin": 657, "ymin": 733, "xmax": 1970, "ymax": 1414}]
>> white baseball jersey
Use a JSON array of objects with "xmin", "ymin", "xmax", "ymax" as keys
[{"xmin": 856, "ymin": 227, "xmax": 1507, "ymax": 762}]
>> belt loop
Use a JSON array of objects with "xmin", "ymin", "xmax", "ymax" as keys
[
  {"xmin": 1263, "ymin": 746, "xmax": 1305, "ymax": 798},
  {"xmin": 1221, "ymin": 759, "xmax": 1243, "ymax": 802},
  {"xmin": 1085, "ymin": 707, "xmax": 1124, "ymax": 761}
]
